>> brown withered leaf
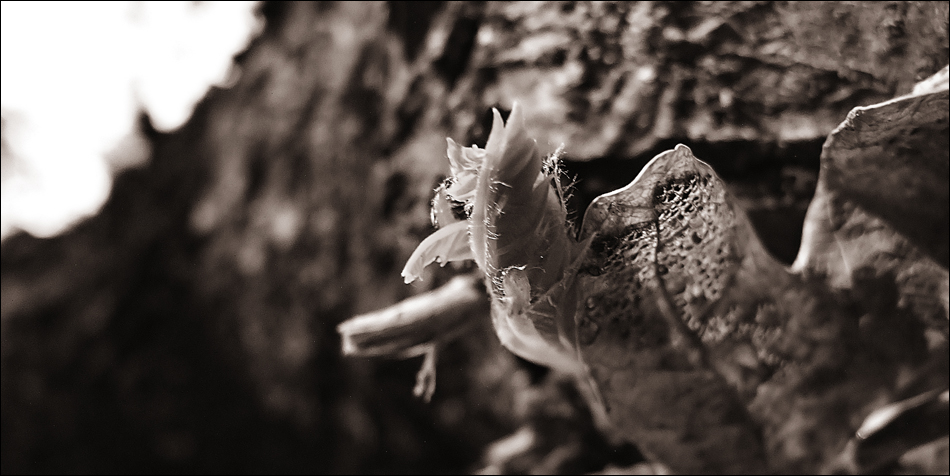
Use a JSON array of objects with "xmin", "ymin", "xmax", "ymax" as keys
[
  {"xmin": 794, "ymin": 67, "xmax": 949, "ymax": 333},
  {"xmin": 572, "ymin": 142, "xmax": 878, "ymax": 473},
  {"xmin": 792, "ymin": 66, "xmax": 949, "ymax": 473}
]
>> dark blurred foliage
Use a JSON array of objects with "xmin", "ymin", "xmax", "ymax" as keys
[{"xmin": 1, "ymin": 1, "xmax": 947, "ymax": 474}]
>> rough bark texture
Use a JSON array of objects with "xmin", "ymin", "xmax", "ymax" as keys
[{"xmin": 2, "ymin": 1, "xmax": 947, "ymax": 474}]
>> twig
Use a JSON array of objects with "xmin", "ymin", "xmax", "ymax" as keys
[{"xmin": 337, "ymin": 274, "xmax": 488, "ymax": 358}]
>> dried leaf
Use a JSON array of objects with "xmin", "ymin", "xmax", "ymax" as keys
[
  {"xmin": 794, "ymin": 65, "xmax": 949, "ymax": 334},
  {"xmin": 572, "ymin": 144, "xmax": 772, "ymax": 473}
]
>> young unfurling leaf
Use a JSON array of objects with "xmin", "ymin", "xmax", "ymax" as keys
[{"xmin": 402, "ymin": 102, "xmax": 586, "ymax": 373}]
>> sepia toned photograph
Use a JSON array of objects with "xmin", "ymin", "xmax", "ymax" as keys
[{"xmin": 2, "ymin": 2, "xmax": 947, "ymax": 474}]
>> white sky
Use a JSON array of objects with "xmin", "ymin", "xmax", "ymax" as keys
[{"xmin": 1, "ymin": 1, "xmax": 262, "ymax": 240}]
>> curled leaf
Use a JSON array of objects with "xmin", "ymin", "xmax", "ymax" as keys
[
  {"xmin": 401, "ymin": 220, "xmax": 472, "ymax": 284},
  {"xmin": 402, "ymin": 102, "xmax": 583, "ymax": 370}
]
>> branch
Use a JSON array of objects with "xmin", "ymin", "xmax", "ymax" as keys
[{"xmin": 337, "ymin": 274, "xmax": 488, "ymax": 358}]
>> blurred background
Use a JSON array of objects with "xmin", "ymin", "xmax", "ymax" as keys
[{"xmin": 1, "ymin": 1, "xmax": 947, "ymax": 473}]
